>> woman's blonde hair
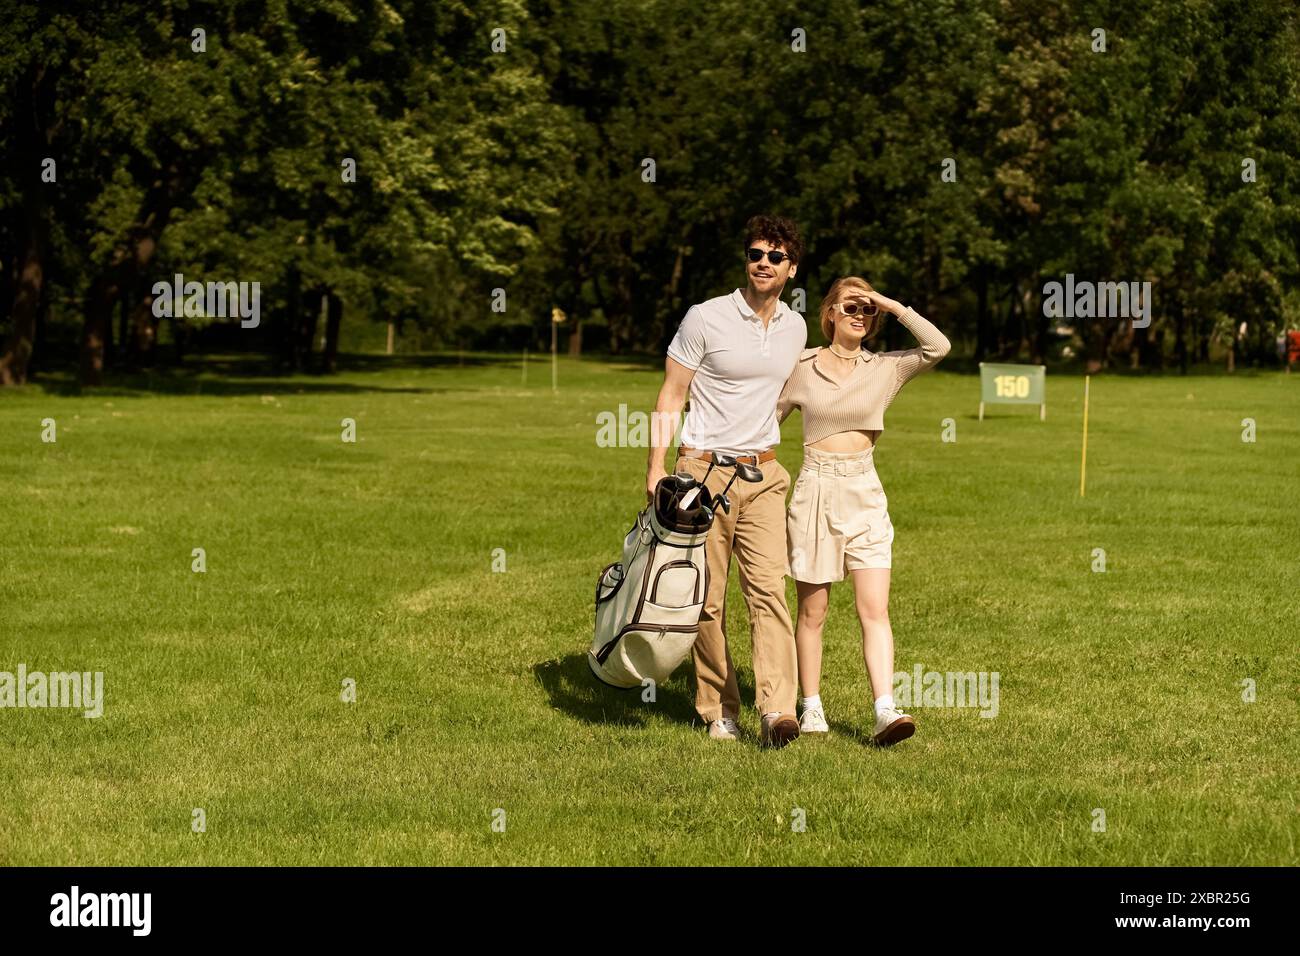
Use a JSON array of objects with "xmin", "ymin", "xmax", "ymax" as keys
[{"xmin": 819, "ymin": 276, "xmax": 882, "ymax": 343}]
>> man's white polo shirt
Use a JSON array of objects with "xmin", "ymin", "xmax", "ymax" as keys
[{"xmin": 666, "ymin": 288, "xmax": 807, "ymax": 457}]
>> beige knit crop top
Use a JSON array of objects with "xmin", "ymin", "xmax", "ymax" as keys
[{"xmin": 776, "ymin": 307, "xmax": 951, "ymax": 444}]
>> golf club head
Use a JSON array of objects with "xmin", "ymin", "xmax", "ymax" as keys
[
  {"xmin": 718, "ymin": 459, "xmax": 763, "ymax": 498},
  {"xmin": 696, "ymin": 453, "xmax": 731, "ymax": 497},
  {"xmin": 658, "ymin": 474, "xmax": 700, "ymax": 517},
  {"xmin": 659, "ymin": 473, "xmax": 692, "ymax": 492},
  {"xmin": 716, "ymin": 493, "xmax": 731, "ymax": 514},
  {"xmin": 671, "ymin": 473, "xmax": 700, "ymax": 508}
]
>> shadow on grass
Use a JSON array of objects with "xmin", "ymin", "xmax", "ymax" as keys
[
  {"xmin": 593, "ymin": 353, "xmax": 666, "ymax": 372},
  {"xmin": 22, "ymin": 348, "xmax": 1285, "ymax": 399},
  {"xmin": 827, "ymin": 717, "xmax": 923, "ymax": 752},
  {"xmin": 27, "ymin": 349, "xmax": 675, "ymax": 398},
  {"xmin": 532, "ymin": 653, "xmax": 700, "ymax": 729},
  {"xmin": 827, "ymin": 719, "xmax": 876, "ymax": 748},
  {"xmin": 29, "ymin": 352, "xmax": 513, "ymax": 398},
  {"xmin": 532, "ymin": 652, "xmax": 767, "ymax": 735},
  {"xmin": 338, "ymin": 352, "xmax": 517, "ymax": 373}
]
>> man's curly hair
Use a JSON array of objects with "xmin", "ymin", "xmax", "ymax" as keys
[{"xmin": 742, "ymin": 214, "xmax": 804, "ymax": 264}]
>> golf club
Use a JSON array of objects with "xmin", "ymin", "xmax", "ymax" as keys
[
  {"xmin": 711, "ymin": 460, "xmax": 764, "ymax": 514},
  {"xmin": 672, "ymin": 473, "xmax": 701, "ymax": 511},
  {"xmin": 678, "ymin": 451, "xmax": 735, "ymax": 510}
]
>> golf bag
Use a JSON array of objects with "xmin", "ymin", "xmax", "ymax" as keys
[{"xmin": 588, "ymin": 475, "xmax": 714, "ymax": 688}]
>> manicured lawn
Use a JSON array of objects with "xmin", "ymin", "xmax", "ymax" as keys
[{"xmin": 1, "ymin": 353, "xmax": 1296, "ymax": 865}]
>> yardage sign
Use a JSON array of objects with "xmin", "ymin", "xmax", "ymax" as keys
[{"xmin": 979, "ymin": 362, "xmax": 1046, "ymax": 420}]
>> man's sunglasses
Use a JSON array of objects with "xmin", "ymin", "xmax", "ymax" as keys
[
  {"xmin": 835, "ymin": 300, "xmax": 879, "ymax": 317},
  {"xmin": 746, "ymin": 247, "xmax": 795, "ymax": 266}
]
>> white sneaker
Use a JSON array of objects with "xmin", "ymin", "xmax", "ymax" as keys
[
  {"xmin": 708, "ymin": 717, "xmax": 740, "ymax": 741},
  {"xmin": 872, "ymin": 707, "xmax": 916, "ymax": 746},
  {"xmin": 799, "ymin": 707, "xmax": 829, "ymax": 734}
]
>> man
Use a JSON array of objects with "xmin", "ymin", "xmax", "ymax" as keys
[{"xmin": 646, "ymin": 214, "xmax": 806, "ymax": 748}]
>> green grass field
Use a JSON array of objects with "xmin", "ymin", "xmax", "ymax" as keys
[{"xmin": 1, "ymin": 353, "xmax": 1297, "ymax": 865}]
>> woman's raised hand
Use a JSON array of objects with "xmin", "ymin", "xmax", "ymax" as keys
[{"xmin": 850, "ymin": 289, "xmax": 903, "ymax": 316}]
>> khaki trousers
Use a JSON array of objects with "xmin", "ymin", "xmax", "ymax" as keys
[{"xmin": 674, "ymin": 454, "xmax": 798, "ymax": 722}]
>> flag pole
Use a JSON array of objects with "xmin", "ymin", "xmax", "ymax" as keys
[
  {"xmin": 550, "ymin": 307, "xmax": 566, "ymax": 393},
  {"xmin": 1080, "ymin": 375, "xmax": 1090, "ymax": 497}
]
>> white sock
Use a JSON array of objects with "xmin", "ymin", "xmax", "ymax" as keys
[
  {"xmin": 763, "ymin": 711, "xmax": 783, "ymax": 722},
  {"xmin": 874, "ymin": 694, "xmax": 894, "ymax": 717},
  {"xmin": 802, "ymin": 694, "xmax": 822, "ymax": 713}
]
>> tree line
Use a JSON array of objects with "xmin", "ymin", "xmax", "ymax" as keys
[{"xmin": 2, "ymin": 0, "xmax": 1297, "ymax": 387}]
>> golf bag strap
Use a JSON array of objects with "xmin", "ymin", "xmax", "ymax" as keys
[{"xmin": 676, "ymin": 446, "xmax": 776, "ymax": 466}]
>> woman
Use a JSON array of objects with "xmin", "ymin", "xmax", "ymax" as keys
[{"xmin": 776, "ymin": 277, "xmax": 950, "ymax": 745}]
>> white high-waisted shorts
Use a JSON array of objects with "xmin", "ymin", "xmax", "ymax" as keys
[{"xmin": 786, "ymin": 446, "xmax": 893, "ymax": 583}]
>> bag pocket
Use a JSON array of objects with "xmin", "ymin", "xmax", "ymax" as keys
[
  {"xmin": 596, "ymin": 562, "xmax": 625, "ymax": 603},
  {"xmin": 648, "ymin": 560, "xmax": 701, "ymax": 608},
  {"xmin": 599, "ymin": 625, "xmax": 699, "ymax": 684}
]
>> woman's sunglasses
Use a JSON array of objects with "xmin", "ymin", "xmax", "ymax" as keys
[
  {"xmin": 835, "ymin": 300, "xmax": 879, "ymax": 317},
  {"xmin": 746, "ymin": 247, "xmax": 794, "ymax": 266}
]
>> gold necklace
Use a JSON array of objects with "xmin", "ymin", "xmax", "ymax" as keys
[{"xmin": 828, "ymin": 343, "xmax": 861, "ymax": 361}]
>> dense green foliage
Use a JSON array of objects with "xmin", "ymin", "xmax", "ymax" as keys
[{"xmin": 2, "ymin": 0, "xmax": 1298, "ymax": 384}]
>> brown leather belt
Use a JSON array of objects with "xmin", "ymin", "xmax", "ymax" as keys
[{"xmin": 676, "ymin": 446, "xmax": 776, "ymax": 466}]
